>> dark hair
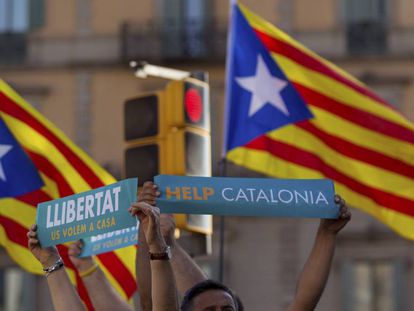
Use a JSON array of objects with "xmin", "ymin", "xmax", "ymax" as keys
[{"xmin": 181, "ymin": 279, "xmax": 241, "ymax": 311}]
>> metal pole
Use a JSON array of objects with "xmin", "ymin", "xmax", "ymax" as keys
[{"xmin": 218, "ymin": 158, "xmax": 227, "ymax": 283}]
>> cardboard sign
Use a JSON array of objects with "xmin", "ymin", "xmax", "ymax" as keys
[
  {"xmin": 79, "ymin": 222, "xmax": 139, "ymax": 257},
  {"xmin": 155, "ymin": 175, "xmax": 338, "ymax": 218},
  {"xmin": 36, "ymin": 178, "xmax": 138, "ymax": 247}
]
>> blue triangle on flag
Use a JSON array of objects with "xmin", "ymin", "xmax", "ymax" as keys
[
  {"xmin": 225, "ymin": 5, "xmax": 313, "ymax": 152},
  {"xmin": 0, "ymin": 117, "xmax": 44, "ymax": 198}
]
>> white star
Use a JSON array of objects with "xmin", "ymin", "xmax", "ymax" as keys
[
  {"xmin": 236, "ymin": 55, "xmax": 289, "ymax": 117},
  {"xmin": 0, "ymin": 144, "xmax": 13, "ymax": 181}
]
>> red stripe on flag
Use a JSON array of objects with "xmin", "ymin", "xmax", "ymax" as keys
[
  {"xmin": 26, "ymin": 150, "xmax": 74, "ymax": 197},
  {"xmin": 293, "ymin": 83, "xmax": 414, "ymax": 145},
  {"xmin": 0, "ymin": 92, "xmax": 104, "ymax": 189},
  {"xmin": 97, "ymin": 252, "xmax": 137, "ymax": 298},
  {"xmin": 0, "ymin": 215, "xmax": 29, "ymax": 246},
  {"xmin": 296, "ymin": 121, "xmax": 414, "ymax": 179},
  {"xmin": 15, "ymin": 189, "xmax": 52, "ymax": 206},
  {"xmin": 57, "ymin": 245, "xmax": 95, "ymax": 311},
  {"xmin": 245, "ymin": 136, "xmax": 414, "ymax": 217},
  {"xmin": 254, "ymin": 29, "xmax": 392, "ymax": 108}
]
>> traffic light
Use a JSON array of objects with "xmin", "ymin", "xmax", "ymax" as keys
[
  {"xmin": 124, "ymin": 77, "xmax": 212, "ymax": 234},
  {"xmin": 124, "ymin": 91, "xmax": 168, "ymax": 185}
]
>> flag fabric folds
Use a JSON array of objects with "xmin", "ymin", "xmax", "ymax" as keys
[
  {"xmin": 0, "ymin": 80, "xmax": 136, "ymax": 309},
  {"xmin": 224, "ymin": 4, "xmax": 414, "ymax": 239}
]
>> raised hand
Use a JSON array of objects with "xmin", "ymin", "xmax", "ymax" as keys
[
  {"xmin": 129, "ymin": 202, "xmax": 166, "ymax": 253},
  {"xmin": 27, "ymin": 224, "xmax": 60, "ymax": 269},
  {"xmin": 138, "ymin": 181, "xmax": 176, "ymax": 245},
  {"xmin": 68, "ymin": 240, "xmax": 96, "ymax": 273},
  {"xmin": 319, "ymin": 195, "xmax": 351, "ymax": 235},
  {"xmin": 138, "ymin": 181, "xmax": 160, "ymax": 205}
]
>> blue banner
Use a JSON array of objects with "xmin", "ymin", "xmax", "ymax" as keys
[
  {"xmin": 36, "ymin": 178, "xmax": 138, "ymax": 247},
  {"xmin": 155, "ymin": 175, "xmax": 338, "ymax": 218},
  {"xmin": 79, "ymin": 222, "xmax": 139, "ymax": 257}
]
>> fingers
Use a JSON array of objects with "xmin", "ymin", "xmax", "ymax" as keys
[
  {"xmin": 27, "ymin": 231, "xmax": 39, "ymax": 248},
  {"xmin": 335, "ymin": 194, "xmax": 351, "ymax": 220},
  {"xmin": 27, "ymin": 229, "xmax": 37, "ymax": 239},
  {"xmin": 27, "ymin": 224, "xmax": 38, "ymax": 240},
  {"xmin": 340, "ymin": 208, "xmax": 351, "ymax": 221},
  {"xmin": 129, "ymin": 202, "xmax": 160, "ymax": 220},
  {"xmin": 138, "ymin": 181, "xmax": 161, "ymax": 205},
  {"xmin": 68, "ymin": 240, "xmax": 83, "ymax": 257},
  {"xmin": 27, "ymin": 224, "xmax": 40, "ymax": 248},
  {"xmin": 139, "ymin": 194, "xmax": 157, "ymax": 205},
  {"xmin": 334, "ymin": 194, "xmax": 344, "ymax": 205},
  {"xmin": 28, "ymin": 237, "xmax": 39, "ymax": 247}
]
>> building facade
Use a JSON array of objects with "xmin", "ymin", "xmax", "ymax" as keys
[{"xmin": 1, "ymin": 0, "xmax": 414, "ymax": 310}]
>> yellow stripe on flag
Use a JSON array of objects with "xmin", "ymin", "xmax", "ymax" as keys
[
  {"xmin": 307, "ymin": 107, "xmax": 414, "ymax": 166},
  {"xmin": 272, "ymin": 53, "xmax": 414, "ymax": 131},
  {"xmin": 40, "ymin": 172, "xmax": 60, "ymax": 199},
  {"xmin": 2, "ymin": 113, "xmax": 90, "ymax": 192},
  {"xmin": 267, "ymin": 126, "xmax": 414, "ymax": 199},
  {"xmin": 0, "ymin": 199, "xmax": 36, "ymax": 228},
  {"xmin": 334, "ymin": 183, "xmax": 414, "ymax": 240},
  {"xmin": 65, "ymin": 266, "xmax": 78, "ymax": 285},
  {"xmin": 228, "ymin": 146, "xmax": 324, "ymax": 179}
]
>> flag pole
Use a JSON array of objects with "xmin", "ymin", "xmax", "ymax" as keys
[{"xmin": 218, "ymin": 0, "xmax": 237, "ymax": 284}]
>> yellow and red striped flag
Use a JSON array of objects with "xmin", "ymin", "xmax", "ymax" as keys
[
  {"xmin": 224, "ymin": 3, "xmax": 414, "ymax": 238},
  {"xmin": 0, "ymin": 79, "xmax": 136, "ymax": 309}
]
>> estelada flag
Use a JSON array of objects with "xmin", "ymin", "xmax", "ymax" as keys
[
  {"xmin": 224, "ymin": 3, "xmax": 414, "ymax": 238},
  {"xmin": 0, "ymin": 80, "xmax": 136, "ymax": 309}
]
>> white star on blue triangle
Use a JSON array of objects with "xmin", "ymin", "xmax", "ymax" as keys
[
  {"xmin": 0, "ymin": 144, "xmax": 13, "ymax": 181},
  {"xmin": 236, "ymin": 55, "xmax": 289, "ymax": 117}
]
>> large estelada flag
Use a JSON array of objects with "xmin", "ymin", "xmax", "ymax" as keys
[
  {"xmin": 224, "ymin": 3, "xmax": 414, "ymax": 238},
  {"xmin": 0, "ymin": 80, "xmax": 136, "ymax": 309}
]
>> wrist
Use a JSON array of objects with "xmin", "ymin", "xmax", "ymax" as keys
[
  {"xmin": 77, "ymin": 258, "xmax": 96, "ymax": 273},
  {"xmin": 148, "ymin": 239, "xmax": 168, "ymax": 254},
  {"xmin": 79, "ymin": 262, "xmax": 99, "ymax": 278},
  {"xmin": 41, "ymin": 254, "xmax": 61, "ymax": 269},
  {"xmin": 164, "ymin": 235, "xmax": 177, "ymax": 248},
  {"xmin": 42, "ymin": 257, "xmax": 64, "ymax": 277},
  {"xmin": 317, "ymin": 228, "xmax": 337, "ymax": 241},
  {"xmin": 149, "ymin": 245, "xmax": 171, "ymax": 260}
]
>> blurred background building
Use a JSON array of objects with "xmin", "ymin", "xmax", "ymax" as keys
[{"xmin": 1, "ymin": 0, "xmax": 414, "ymax": 310}]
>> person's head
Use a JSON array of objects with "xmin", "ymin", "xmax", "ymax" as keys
[{"xmin": 181, "ymin": 279, "xmax": 240, "ymax": 311}]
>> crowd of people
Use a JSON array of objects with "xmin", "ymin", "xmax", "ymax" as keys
[{"xmin": 27, "ymin": 181, "xmax": 351, "ymax": 311}]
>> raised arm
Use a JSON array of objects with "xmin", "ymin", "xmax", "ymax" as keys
[
  {"xmin": 68, "ymin": 240, "xmax": 132, "ymax": 311},
  {"xmin": 161, "ymin": 214, "xmax": 208, "ymax": 295},
  {"xmin": 287, "ymin": 195, "xmax": 351, "ymax": 311},
  {"xmin": 27, "ymin": 224, "xmax": 85, "ymax": 311},
  {"xmin": 138, "ymin": 182, "xmax": 207, "ymax": 297},
  {"xmin": 136, "ymin": 222, "xmax": 153, "ymax": 311},
  {"xmin": 130, "ymin": 201, "xmax": 179, "ymax": 311}
]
